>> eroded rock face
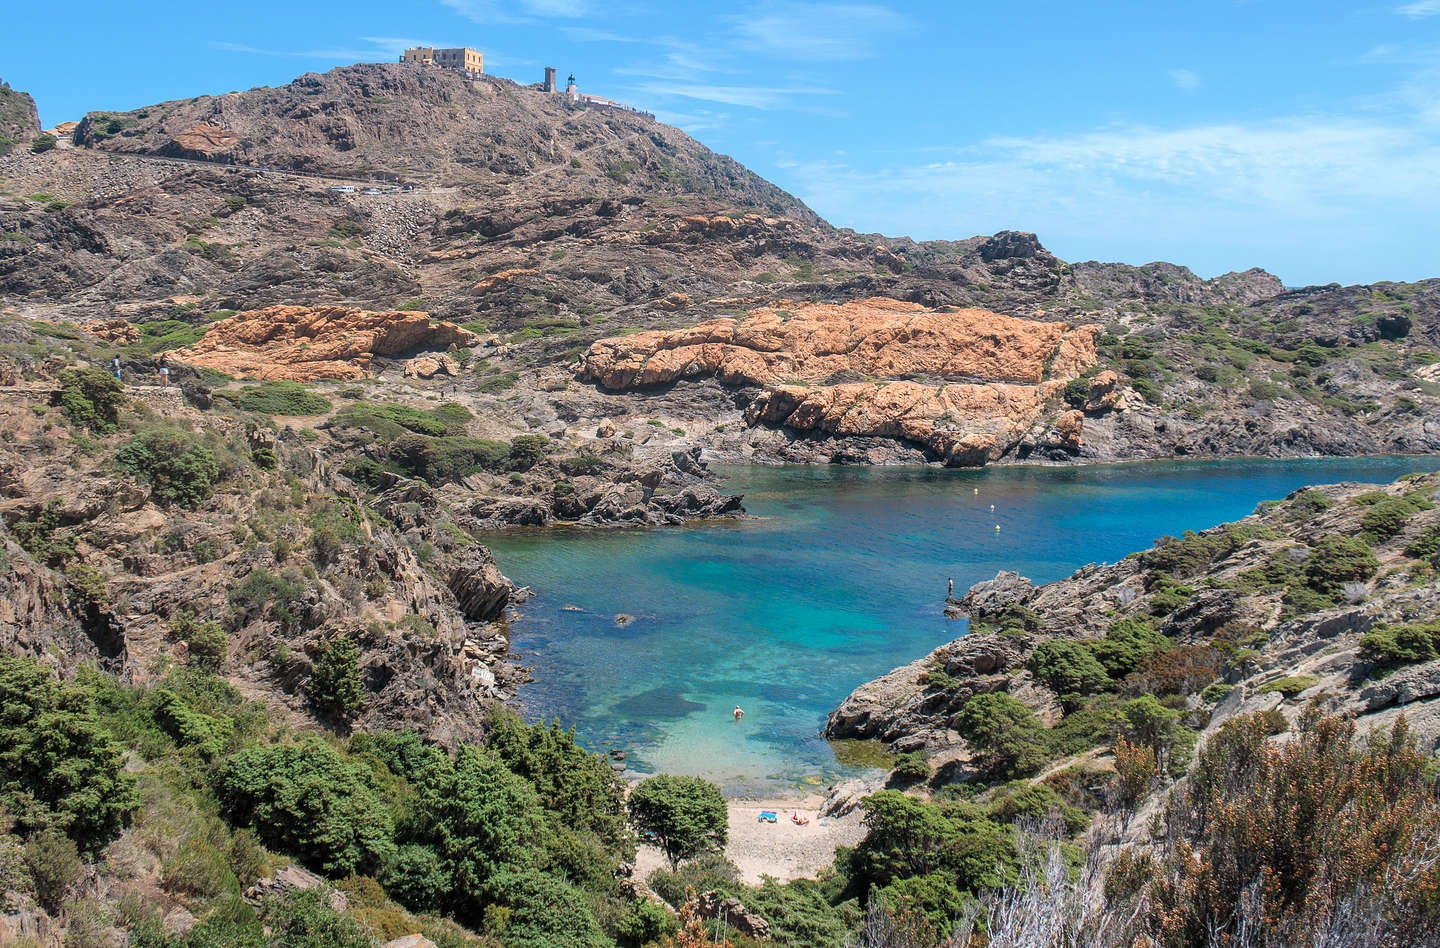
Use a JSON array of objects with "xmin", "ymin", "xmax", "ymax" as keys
[
  {"xmin": 163, "ymin": 123, "xmax": 240, "ymax": 159},
  {"xmin": 579, "ymin": 298, "xmax": 1100, "ymax": 465},
  {"xmin": 167, "ymin": 305, "xmax": 477, "ymax": 381}
]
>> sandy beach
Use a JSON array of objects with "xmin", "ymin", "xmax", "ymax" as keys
[{"xmin": 633, "ymin": 793, "xmax": 866, "ymax": 886}]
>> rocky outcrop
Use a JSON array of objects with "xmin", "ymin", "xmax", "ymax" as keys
[
  {"xmin": 581, "ymin": 298, "xmax": 1098, "ymax": 390},
  {"xmin": 162, "ymin": 123, "xmax": 240, "ymax": 159},
  {"xmin": 580, "ymin": 298, "xmax": 1100, "ymax": 466},
  {"xmin": 167, "ymin": 305, "xmax": 477, "ymax": 381},
  {"xmin": 0, "ymin": 83, "xmax": 40, "ymax": 148},
  {"xmin": 244, "ymin": 866, "xmax": 346, "ymax": 911},
  {"xmin": 693, "ymin": 891, "xmax": 771, "ymax": 940}
]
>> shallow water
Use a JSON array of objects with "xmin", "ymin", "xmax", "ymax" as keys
[{"xmin": 485, "ymin": 456, "xmax": 1440, "ymax": 794}]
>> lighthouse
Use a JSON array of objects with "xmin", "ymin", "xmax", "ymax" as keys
[{"xmin": 565, "ymin": 73, "xmax": 578, "ymax": 103}]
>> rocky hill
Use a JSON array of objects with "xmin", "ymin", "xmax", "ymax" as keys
[{"xmin": 2, "ymin": 61, "xmax": 1437, "ymax": 472}]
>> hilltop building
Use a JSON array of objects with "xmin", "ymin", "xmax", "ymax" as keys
[
  {"xmin": 543, "ymin": 69, "xmax": 654, "ymax": 119},
  {"xmin": 402, "ymin": 47, "xmax": 483, "ymax": 76}
]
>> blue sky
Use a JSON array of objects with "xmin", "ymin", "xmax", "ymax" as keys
[{"xmin": 4, "ymin": 1, "xmax": 1439, "ymax": 287}]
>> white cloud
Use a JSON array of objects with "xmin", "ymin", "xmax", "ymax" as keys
[
  {"xmin": 732, "ymin": 3, "xmax": 907, "ymax": 61},
  {"xmin": 209, "ymin": 38, "xmax": 433, "ymax": 61},
  {"xmin": 1169, "ymin": 68, "xmax": 1201, "ymax": 91},
  {"xmin": 634, "ymin": 82, "xmax": 837, "ymax": 110},
  {"xmin": 1397, "ymin": 0, "xmax": 1440, "ymax": 17},
  {"xmin": 441, "ymin": 0, "xmax": 586, "ymax": 24},
  {"xmin": 778, "ymin": 103, "xmax": 1440, "ymax": 283}
]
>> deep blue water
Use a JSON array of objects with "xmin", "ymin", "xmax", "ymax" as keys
[{"xmin": 484, "ymin": 457, "xmax": 1440, "ymax": 793}]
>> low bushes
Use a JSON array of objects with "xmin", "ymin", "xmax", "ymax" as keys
[
  {"xmin": 220, "ymin": 381, "xmax": 331, "ymax": 416},
  {"xmin": 116, "ymin": 428, "xmax": 220, "ymax": 508},
  {"xmin": 56, "ymin": 366, "xmax": 126, "ymax": 432},
  {"xmin": 1358, "ymin": 621, "xmax": 1440, "ymax": 670}
]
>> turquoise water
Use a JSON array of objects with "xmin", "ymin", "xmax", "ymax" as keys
[{"xmin": 484, "ymin": 457, "xmax": 1440, "ymax": 794}]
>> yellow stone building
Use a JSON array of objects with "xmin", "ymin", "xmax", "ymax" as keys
[{"xmin": 402, "ymin": 47, "xmax": 483, "ymax": 74}]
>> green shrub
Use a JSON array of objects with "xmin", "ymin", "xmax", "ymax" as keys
[
  {"xmin": 308, "ymin": 637, "xmax": 365, "ymax": 721},
  {"xmin": 216, "ymin": 739, "xmax": 395, "ymax": 876},
  {"xmin": 1200, "ymin": 682, "xmax": 1234, "ymax": 704},
  {"xmin": 24, "ymin": 830, "xmax": 81, "ymax": 910},
  {"xmin": 1119, "ymin": 695, "xmax": 1196, "ymax": 775},
  {"xmin": 30, "ymin": 134, "xmax": 56, "ymax": 153},
  {"xmin": 1089, "ymin": 617, "xmax": 1172, "ymax": 679},
  {"xmin": 1288, "ymin": 489, "xmax": 1332, "ymax": 516},
  {"xmin": 55, "ymin": 367, "xmax": 125, "ymax": 432},
  {"xmin": 262, "ymin": 888, "xmax": 374, "ymax": 948},
  {"xmin": 170, "ymin": 611, "xmax": 227, "ymax": 671},
  {"xmin": 890, "ymin": 750, "xmax": 931, "ymax": 784},
  {"xmin": 1302, "ymin": 535, "xmax": 1379, "ymax": 597},
  {"xmin": 1358, "ymin": 622, "xmax": 1440, "ymax": 669},
  {"xmin": 1256, "ymin": 675, "xmax": 1317, "ymax": 697},
  {"xmin": 487, "ymin": 869, "xmax": 608, "ymax": 948},
  {"xmin": 327, "ymin": 219, "xmax": 365, "ymax": 239},
  {"xmin": 1141, "ymin": 525, "xmax": 1276, "ymax": 578},
  {"xmin": 1029, "ymin": 639, "xmax": 1112, "ymax": 695},
  {"xmin": 1358, "ymin": 495, "xmax": 1433, "ymax": 544},
  {"xmin": 0, "ymin": 658, "xmax": 137, "ymax": 852},
  {"xmin": 1404, "ymin": 525, "xmax": 1440, "ymax": 559},
  {"xmin": 476, "ymin": 371, "xmax": 519, "ymax": 393},
  {"xmin": 115, "ymin": 428, "xmax": 219, "ymax": 508},
  {"xmin": 953, "ymin": 692, "xmax": 1048, "ymax": 778},
  {"xmin": 407, "ymin": 745, "xmax": 546, "ymax": 922},
  {"xmin": 645, "ymin": 851, "xmax": 739, "ymax": 907},
  {"xmin": 629, "ymin": 774, "xmax": 728, "ymax": 870},
  {"xmin": 228, "ymin": 566, "xmax": 306, "ymax": 627},
  {"xmin": 223, "ymin": 381, "xmax": 331, "ymax": 415},
  {"xmin": 12, "ymin": 500, "xmax": 76, "ymax": 566},
  {"xmin": 507, "ymin": 435, "xmax": 550, "ymax": 471}
]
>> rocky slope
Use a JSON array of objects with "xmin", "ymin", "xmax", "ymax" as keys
[{"xmin": 828, "ymin": 472, "xmax": 1440, "ymax": 764}]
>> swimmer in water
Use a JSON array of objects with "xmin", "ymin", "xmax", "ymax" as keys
[{"xmin": 733, "ymin": 706, "xmax": 744, "ymax": 721}]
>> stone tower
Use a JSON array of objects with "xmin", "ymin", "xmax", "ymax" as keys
[{"xmin": 544, "ymin": 67, "xmax": 556, "ymax": 92}]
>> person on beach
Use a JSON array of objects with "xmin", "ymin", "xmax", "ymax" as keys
[
  {"xmin": 733, "ymin": 706, "xmax": 744, "ymax": 721},
  {"xmin": 157, "ymin": 354, "xmax": 170, "ymax": 387},
  {"xmin": 948, "ymin": 577, "xmax": 953, "ymax": 599}
]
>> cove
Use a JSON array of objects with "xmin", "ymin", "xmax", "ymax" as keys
[{"xmin": 484, "ymin": 456, "xmax": 1440, "ymax": 795}]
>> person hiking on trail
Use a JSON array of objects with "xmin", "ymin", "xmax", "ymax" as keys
[
  {"xmin": 157, "ymin": 354, "xmax": 169, "ymax": 387},
  {"xmin": 111, "ymin": 356, "xmax": 122, "ymax": 382},
  {"xmin": 733, "ymin": 706, "xmax": 744, "ymax": 721}
]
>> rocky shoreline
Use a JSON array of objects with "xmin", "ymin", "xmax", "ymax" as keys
[{"xmin": 826, "ymin": 472, "xmax": 1440, "ymax": 774}]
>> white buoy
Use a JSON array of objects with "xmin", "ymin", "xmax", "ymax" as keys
[
  {"xmin": 995, "ymin": 524, "xmax": 1001, "ymax": 532},
  {"xmin": 989, "ymin": 504, "xmax": 995, "ymax": 512},
  {"xmin": 973, "ymin": 487, "xmax": 978, "ymax": 495}
]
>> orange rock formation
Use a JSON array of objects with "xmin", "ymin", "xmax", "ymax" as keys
[
  {"xmin": 170, "ymin": 123, "xmax": 239, "ymax": 157},
  {"xmin": 167, "ymin": 306, "xmax": 477, "ymax": 382},
  {"xmin": 579, "ymin": 298, "xmax": 1101, "ymax": 465}
]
